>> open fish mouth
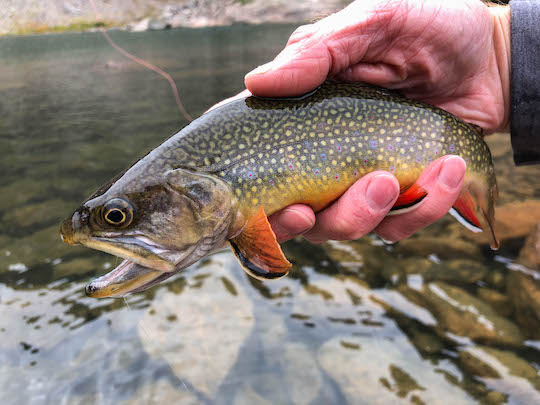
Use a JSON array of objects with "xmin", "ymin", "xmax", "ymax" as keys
[
  {"xmin": 85, "ymin": 259, "xmax": 175, "ymax": 298},
  {"xmin": 84, "ymin": 240, "xmax": 203, "ymax": 298}
]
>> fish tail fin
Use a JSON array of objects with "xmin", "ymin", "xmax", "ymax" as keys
[{"xmin": 450, "ymin": 178, "xmax": 499, "ymax": 250}]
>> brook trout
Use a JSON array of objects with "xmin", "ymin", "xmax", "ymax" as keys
[{"xmin": 60, "ymin": 82, "xmax": 498, "ymax": 298}]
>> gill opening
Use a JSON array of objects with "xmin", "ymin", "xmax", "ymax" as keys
[{"xmin": 87, "ymin": 0, "xmax": 193, "ymax": 122}]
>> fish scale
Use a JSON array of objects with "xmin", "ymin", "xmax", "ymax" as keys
[
  {"xmin": 60, "ymin": 81, "xmax": 498, "ymax": 298},
  {"xmin": 156, "ymin": 82, "xmax": 494, "ymax": 218}
]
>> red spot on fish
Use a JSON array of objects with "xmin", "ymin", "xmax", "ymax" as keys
[
  {"xmin": 335, "ymin": 174, "xmax": 339, "ymax": 180},
  {"xmin": 363, "ymin": 158, "xmax": 368, "ymax": 164},
  {"xmin": 269, "ymin": 180, "xmax": 274, "ymax": 185},
  {"xmin": 354, "ymin": 171, "xmax": 358, "ymax": 176}
]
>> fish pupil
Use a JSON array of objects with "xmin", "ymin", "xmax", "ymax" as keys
[{"xmin": 107, "ymin": 209, "xmax": 124, "ymax": 224}]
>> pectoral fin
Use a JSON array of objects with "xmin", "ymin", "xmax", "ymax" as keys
[
  {"xmin": 389, "ymin": 183, "xmax": 428, "ymax": 215},
  {"xmin": 230, "ymin": 206, "xmax": 292, "ymax": 280}
]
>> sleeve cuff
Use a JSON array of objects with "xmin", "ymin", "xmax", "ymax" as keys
[{"xmin": 510, "ymin": 0, "xmax": 540, "ymax": 165}]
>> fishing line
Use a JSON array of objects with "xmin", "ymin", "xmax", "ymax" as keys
[
  {"xmin": 87, "ymin": 0, "xmax": 193, "ymax": 122},
  {"xmin": 122, "ymin": 296, "xmax": 191, "ymax": 392},
  {"xmin": 87, "ymin": 0, "xmax": 192, "ymax": 393}
]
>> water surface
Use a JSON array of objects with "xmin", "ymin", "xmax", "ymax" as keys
[{"xmin": 1, "ymin": 25, "xmax": 540, "ymax": 405}]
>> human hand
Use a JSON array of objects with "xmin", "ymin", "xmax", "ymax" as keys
[
  {"xmin": 245, "ymin": 0, "xmax": 510, "ymax": 243},
  {"xmin": 246, "ymin": 0, "xmax": 511, "ymax": 133}
]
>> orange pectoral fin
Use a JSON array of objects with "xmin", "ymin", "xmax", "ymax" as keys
[
  {"xmin": 389, "ymin": 183, "xmax": 428, "ymax": 215},
  {"xmin": 230, "ymin": 206, "xmax": 292, "ymax": 280}
]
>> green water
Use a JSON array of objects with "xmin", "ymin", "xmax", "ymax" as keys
[{"xmin": 1, "ymin": 25, "xmax": 540, "ymax": 405}]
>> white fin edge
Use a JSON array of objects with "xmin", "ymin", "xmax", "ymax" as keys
[
  {"xmin": 449, "ymin": 208, "xmax": 483, "ymax": 233},
  {"xmin": 387, "ymin": 197, "xmax": 427, "ymax": 216}
]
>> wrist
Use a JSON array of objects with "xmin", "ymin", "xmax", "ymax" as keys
[{"xmin": 489, "ymin": 5, "xmax": 511, "ymax": 132}]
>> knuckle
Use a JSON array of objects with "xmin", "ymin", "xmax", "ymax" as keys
[
  {"xmin": 332, "ymin": 214, "xmax": 369, "ymax": 240},
  {"xmin": 288, "ymin": 24, "xmax": 315, "ymax": 45}
]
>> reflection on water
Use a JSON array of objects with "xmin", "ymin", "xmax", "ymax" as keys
[{"xmin": 1, "ymin": 25, "xmax": 540, "ymax": 404}]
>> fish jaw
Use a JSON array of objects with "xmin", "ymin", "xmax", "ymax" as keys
[
  {"xmin": 84, "ymin": 234, "xmax": 232, "ymax": 298},
  {"xmin": 81, "ymin": 236, "xmax": 176, "ymax": 272},
  {"xmin": 85, "ymin": 260, "xmax": 167, "ymax": 298}
]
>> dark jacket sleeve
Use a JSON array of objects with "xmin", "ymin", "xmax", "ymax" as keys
[{"xmin": 510, "ymin": 0, "xmax": 540, "ymax": 165}]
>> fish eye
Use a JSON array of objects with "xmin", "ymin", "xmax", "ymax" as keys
[{"xmin": 103, "ymin": 198, "xmax": 133, "ymax": 228}]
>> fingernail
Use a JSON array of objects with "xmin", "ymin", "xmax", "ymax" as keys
[
  {"xmin": 367, "ymin": 174, "xmax": 398, "ymax": 210},
  {"xmin": 439, "ymin": 156, "xmax": 466, "ymax": 189},
  {"xmin": 247, "ymin": 62, "xmax": 274, "ymax": 76},
  {"xmin": 275, "ymin": 208, "xmax": 314, "ymax": 235},
  {"xmin": 286, "ymin": 208, "xmax": 314, "ymax": 233}
]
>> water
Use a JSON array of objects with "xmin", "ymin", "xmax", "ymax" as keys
[{"xmin": 1, "ymin": 25, "xmax": 540, "ymax": 405}]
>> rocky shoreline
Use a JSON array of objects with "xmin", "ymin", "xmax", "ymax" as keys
[{"xmin": 2, "ymin": 0, "xmax": 350, "ymax": 35}]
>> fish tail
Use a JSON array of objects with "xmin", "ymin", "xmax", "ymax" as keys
[{"xmin": 449, "ymin": 176, "xmax": 499, "ymax": 250}]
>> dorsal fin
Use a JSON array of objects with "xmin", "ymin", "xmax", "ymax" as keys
[{"xmin": 230, "ymin": 206, "xmax": 292, "ymax": 280}]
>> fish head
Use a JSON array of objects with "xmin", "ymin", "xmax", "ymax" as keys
[{"xmin": 60, "ymin": 167, "xmax": 236, "ymax": 297}]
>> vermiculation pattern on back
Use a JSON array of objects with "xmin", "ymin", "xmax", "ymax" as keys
[{"xmin": 158, "ymin": 82, "xmax": 493, "ymax": 216}]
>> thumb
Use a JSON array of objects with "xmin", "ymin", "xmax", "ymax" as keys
[
  {"xmin": 244, "ymin": 0, "xmax": 406, "ymax": 97},
  {"xmin": 244, "ymin": 36, "xmax": 331, "ymax": 97}
]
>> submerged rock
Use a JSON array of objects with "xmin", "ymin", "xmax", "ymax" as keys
[
  {"xmin": 120, "ymin": 378, "xmax": 199, "ymax": 405},
  {"xmin": 400, "ymin": 258, "xmax": 435, "ymax": 275},
  {"xmin": 138, "ymin": 253, "xmax": 254, "ymax": 399},
  {"xmin": 394, "ymin": 237, "xmax": 481, "ymax": 260},
  {"xmin": 423, "ymin": 259, "xmax": 488, "ymax": 284},
  {"xmin": 465, "ymin": 200, "xmax": 540, "ymax": 245},
  {"xmin": 281, "ymin": 342, "xmax": 323, "ymax": 405},
  {"xmin": 317, "ymin": 335, "xmax": 476, "ymax": 404},
  {"xmin": 506, "ymin": 271, "xmax": 540, "ymax": 339},
  {"xmin": 459, "ymin": 346, "xmax": 540, "ymax": 403},
  {"xmin": 419, "ymin": 282, "xmax": 523, "ymax": 345},
  {"xmin": 409, "ymin": 330, "xmax": 444, "ymax": 355},
  {"xmin": 234, "ymin": 385, "xmax": 274, "ymax": 405},
  {"xmin": 476, "ymin": 288, "xmax": 511, "ymax": 318},
  {"xmin": 518, "ymin": 222, "xmax": 540, "ymax": 271}
]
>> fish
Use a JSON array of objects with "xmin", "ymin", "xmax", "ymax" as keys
[{"xmin": 60, "ymin": 82, "xmax": 499, "ymax": 298}]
